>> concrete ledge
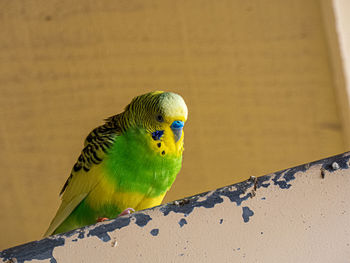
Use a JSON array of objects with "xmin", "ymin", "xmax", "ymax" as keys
[{"xmin": 1, "ymin": 152, "xmax": 350, "ymax": 262}]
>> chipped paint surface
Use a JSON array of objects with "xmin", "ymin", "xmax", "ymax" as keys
[
  {"xmin": 178, "ymin": 218, "xmax": 187, "ymax": 227},
  {"xmin": 150, "ymin": 229, "xmax": 159, "ymax": 236},
  {"xmin": 242, "ymin": 207, "xmax": 254, "ymax": 222},
  {"xmin": 1, "ymin": 152, "xmax": 350, "ymax": 262}
]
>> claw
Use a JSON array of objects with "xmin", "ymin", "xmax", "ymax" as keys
[
  {"xmin": 118, "ymin": 208, "xmax": 135, "ymax": 216},
  {"xmin": 97, "ymin": 217, "xmax": 109, "ymax": 222},
  {"xmin": 96, "ymin": 208, "xmax": 135, "ymax": 223}
]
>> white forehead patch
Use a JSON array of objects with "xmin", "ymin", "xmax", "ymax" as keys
[{"xmin": 160, "ymin": 92, "xmax": 188, "ymax": 120}]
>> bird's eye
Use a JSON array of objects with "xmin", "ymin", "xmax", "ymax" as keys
[{"xmin": 156, "ymin": 115, "xmax": 164, "ymax": 122}]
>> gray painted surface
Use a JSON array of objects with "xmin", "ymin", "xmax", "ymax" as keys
[{"xmin": 1, "ymin": 152, "xmax": 350, "ymax": 262}]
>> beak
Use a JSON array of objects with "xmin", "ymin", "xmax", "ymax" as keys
[{"xmin": 171, "ymin": 121, "xmax": 184, "ymax": 142}]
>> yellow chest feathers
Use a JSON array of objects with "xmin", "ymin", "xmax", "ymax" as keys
[{"xmin": 148, "ymin": 126, "xmax": 184, "ymax": 157}]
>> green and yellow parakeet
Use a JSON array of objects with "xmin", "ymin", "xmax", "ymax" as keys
[{"xmin": 45, "ymin": 91, "xmax": 188, "ymax": 236}]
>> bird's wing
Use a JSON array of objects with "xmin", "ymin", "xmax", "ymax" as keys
[
  {"xmin": 44, "ymin": 193, "xmax": 88, "ymax": 236},
  {"xmin": 44, "ymin": 124, "xmax": 119, "ymax": 236}
]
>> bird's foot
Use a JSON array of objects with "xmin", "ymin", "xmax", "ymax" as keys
[
  {"xmin": 118, "ymin": 208, "xmax": 135, "ymax": 216},
  {"xmin": 96, "ymin": 208, "xmax": 135, "ymax": 223},
  {"xmin": 97, "ymin": 217, "xmax": 109, "ymax": 222}
]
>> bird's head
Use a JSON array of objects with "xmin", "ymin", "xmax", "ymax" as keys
[{"xmin": 126, "ymin": 91, "xmax": 188, "ymax": 146}]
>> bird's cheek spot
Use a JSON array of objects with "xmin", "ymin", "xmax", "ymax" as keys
[
  {"xmin": 152, "ymin": 130, "xmax": 164, "ymax": 141},
  {"xmin": 162, "ymin": 151, "xmax": 165, "ymax": 155},
  {"xmin": 157, "ymin": 143, "xmax": 161, "ymax": 148}
]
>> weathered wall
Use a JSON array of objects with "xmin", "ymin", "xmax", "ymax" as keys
[
  {"xmin": 1, "ymin": 152, "xmax": 350, "ymax": 262},
  {"xmin": 0, "ymin": 0, "xmax": 347, "ymax": 249}
]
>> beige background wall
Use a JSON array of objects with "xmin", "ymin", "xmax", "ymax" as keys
[
  {"xmin": 0, "ymin": 0, "xmax": 348, "ymax": 249},
  {"xmin": 333, "ymin": 0, "xmax": 350, "ymax": 99}
]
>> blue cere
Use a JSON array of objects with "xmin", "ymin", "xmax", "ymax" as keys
[{"xmin": 171, "ymin": 121, "xmax": 184, "ymax": 130}]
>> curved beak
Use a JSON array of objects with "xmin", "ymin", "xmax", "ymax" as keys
[{"xmin": 171, "ymin": 121, "xmax": 184, "ymax": 142}]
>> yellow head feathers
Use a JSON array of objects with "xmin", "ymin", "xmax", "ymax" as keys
[
  {"xmin": 122, "ymin": 91, "xmax": 188, "ymax": 133},
  {"xmin": 158, "ymin": 92, "xmax": 188, "ymax": 122}
]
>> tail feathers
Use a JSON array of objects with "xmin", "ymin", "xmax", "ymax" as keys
[{"xmin": 44, "ymin": 193, "xmax": 87, "ymax": 237}]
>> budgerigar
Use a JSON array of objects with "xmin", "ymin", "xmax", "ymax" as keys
[{"xmin": 45, "ymin": 91, "xmax": 187, "ymax": 236}]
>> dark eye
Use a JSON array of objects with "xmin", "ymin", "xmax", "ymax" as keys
[{"xmin": 156, "ymin": 115, "xmax": 164, "ymax": 122}]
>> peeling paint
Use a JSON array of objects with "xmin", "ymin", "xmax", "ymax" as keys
[
  {"xmin": 150, "ymin": 229, "xmax": 159, "ymax": 236},
  {"xmin": 87, "ymin": 213, "xmax": 152, "ymax": 242},
  {"xmin": 160, "ymin": 181, "xmax": 253, "ymax": 217},
  {"xmin": 272, "ymin": 166, "xmax": 307, "ymax": 189},
  {"xmin": 0, "ymin": 237, "xmax": 64, "ymax": 263},
  {"xmin": 2, "ymin": 152, "xmax": 350, "ymax": 262},
  {"xmin": 77, "ymin": 231, "xmax": 85, "ymax": 239},
  {"xmin": 134, "ymin": 214, "xmax": 152, "ymax": 227},
  {"xmin": 87, "ymin": 216, "xmax": 130, "ymax": 242},
  {"xmin": 322, "ymin": 154, "xmax": 350, "ymax": 172},
  {"xmin": 178, "ymin": 218, "xmax": 187, "ymax": 227},
  {"xmin": 159, "ymin": 175, "xmax": 272, "ymax": 219},
  {"xmin": 242, "ymin": 207, "xmax": 254, "ymax": 223}
]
